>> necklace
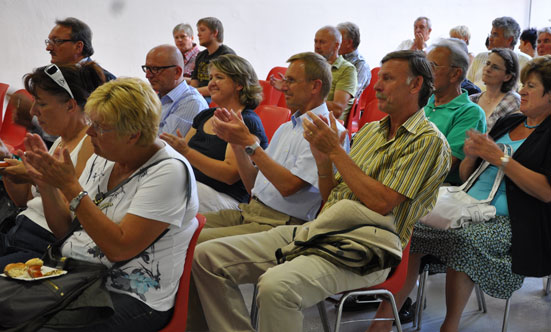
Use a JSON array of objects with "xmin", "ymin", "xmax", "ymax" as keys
[{"xmin": 524, "ymin": 119, "xmax": 539, "ymax": 129}]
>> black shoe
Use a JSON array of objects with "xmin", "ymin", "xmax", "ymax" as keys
[
  {"xmin": 398, "ymin": 297, "xmax": 415, "ymax": 324},
  {"xmin": 340, "ymin": 295, "xmax": 381, "ymax": 312}
]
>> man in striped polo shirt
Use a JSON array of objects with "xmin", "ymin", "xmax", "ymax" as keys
[{"xmin": 192, "ymin": 50, "xmax": 451, "ymax": 332}]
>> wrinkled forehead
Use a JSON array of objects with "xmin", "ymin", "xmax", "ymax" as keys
[{"xmin": 49, "ymin": 24, "xmax": 72, "ymax": 38}]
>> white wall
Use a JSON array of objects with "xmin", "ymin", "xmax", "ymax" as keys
[{"xmin": 0, "ymin": 0, "xmax": 545, "ymax": 92}]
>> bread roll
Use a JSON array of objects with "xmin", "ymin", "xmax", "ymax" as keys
[
  {"xmin": 4, "ymin": 262, "xmax": 27, "ymax": 278},
  {"xmin": 25, "ymin": 258, "xmax": 43, "ymax": 267}
]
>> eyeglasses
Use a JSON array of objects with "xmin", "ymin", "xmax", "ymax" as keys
[
  {"xmin": 44, "ymin": 38, "xmax": 75, "ymax": 47},
  {"xmin": 281, "ymin": 77, "xmax": 306, "ymax": 86},
  {"xmin": 44, "ymin": 64, "xmax": 75, "ymax": 99},
  {"xmin": 484, "ymin": 61, "xmax": 505, "ymax": 72},
  {"xmin": 85, "ymin": 117, "xmax": 115, "ymax": 136},
  {"xmin": 141, "ymin": 65, "xmax": 177, "ymax": 74}
]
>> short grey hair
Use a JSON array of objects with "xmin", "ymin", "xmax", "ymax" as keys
[
  {"xmin": 337, "ymin": 22, "xmax": 361, "ymax": 49},
  {"xmin": 415, "ymin": 16, "xmax": 431, "ymax": 29},
  {"xmin": 449, "ymin": 25, "xmax": 471, "ymax": 45},
  {"xmin": 492, "ymin": 16, "xmax": 521, "ymax": 47},
  {"xmin": 539, "ymin": 27, "xmax": 551, "ymax": 37},
  {"xmin": 318, "ymin": 25, "xmax": 342, "ymax": 44},
  {"xmin": 173, "ymin": 23, "xmax": 193, "ymax": 37},
  {"xmin": 432, "ymin": 38, "xmax": 470, "ymax": 81}
]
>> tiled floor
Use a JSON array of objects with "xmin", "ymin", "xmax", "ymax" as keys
[{"xmin": 241, "ymin": 275, "xmax": 551, "ymax": 331}]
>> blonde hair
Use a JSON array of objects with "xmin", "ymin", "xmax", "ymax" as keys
[{"xmin": 84, "ymin": 77, "xmax": 161, "ymax": 146}]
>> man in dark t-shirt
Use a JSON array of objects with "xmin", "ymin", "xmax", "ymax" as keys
[{"xmin": 190, "ymin": 17, "xmax": 236, "ymax": 100}]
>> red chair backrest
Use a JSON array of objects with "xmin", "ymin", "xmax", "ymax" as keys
[
  {"xmin": 0, "ymin": 83, "xmax": 9, "ymax": 129},
  {"xmin": 361, "ymin": 67, "xmax": 380, "ymax": 108},
  {"xmin": 358, "ymin": 99, "xmax": 386, "ymax": 130},
  {"xmin": 0, "ymin": 89, "xmax": 30, "ymax": 153},
  {"xmin": 159, "ymin": 214, "xmax": 206, "ymax": 332},
  {"xmin": 368, "ymin": 239, "xmax": 411, "ymax": 294},
  {"xmin": 255, "ymin": 105, "xmax": 291, "ymax": 142},
  {"xmin": 259, "ymin": 80, "xmax": 282, "ymax": 106},
  {"xmin": 266, "ymin": 66, "xmax": 287, "ymax": 81}
]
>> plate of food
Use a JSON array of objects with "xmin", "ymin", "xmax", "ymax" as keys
[{"xmin": 1, "ymin": 258, "xmax": 67, "ymax": 281}]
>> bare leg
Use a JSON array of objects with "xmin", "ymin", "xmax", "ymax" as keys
[
  {"xmin": 440, "ymin": 268, "xmax": 475, "ymax": 332},
  {"xmin": 366, "ymin": 253, "xmax": 424, "ymax": 332}
]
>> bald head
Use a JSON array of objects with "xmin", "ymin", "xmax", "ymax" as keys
[
  {"xmin": 144, "ymin": 44, "xmax": 184, "ymax": 96},
  {"xmin": 314, "ymin": 26, "xmax": 342, "ymax": 63}
]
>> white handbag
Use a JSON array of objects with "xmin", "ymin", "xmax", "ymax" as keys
[{"xmin": 419, "ymin": 144, "xmax": 512, "ymax": 230}]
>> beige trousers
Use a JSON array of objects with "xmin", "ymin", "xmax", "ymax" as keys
[{"xmin": 192, "ymin": 225, "xmax": 391, "ymax": 332}]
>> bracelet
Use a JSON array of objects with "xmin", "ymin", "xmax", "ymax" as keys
[
  {"xmin": 317, "ymin": 171, "xmax": 332, "ymax": 179},
  {"xmin": 499, "ymin": 154, "xmax": 510, "ymax": 170}
]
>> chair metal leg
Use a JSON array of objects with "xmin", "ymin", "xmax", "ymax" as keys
[
  {"xmin": 415, "ymin": 269, "xmax": 428, "ymax": 331},
  {"xmin": 317, "ymin": 301, "xmax": 332, "ymax": 332},
  {"xmin": 385, "ymin": 290, "xmax": 403, "ymax": 332},
  {"xmin": 501, "ymin": 297, "xmax": 511, "ymax": 332},
  {"xmin": 250, "ymin": 284, "xmax": 258, "ymax": 329},
  {"xmin": 545, "ymin": 276, "xmax": 551, "ymax": 296},
  {"xmin": 474, "ymin": 284, "xmax": 487, "ymax": 313}
]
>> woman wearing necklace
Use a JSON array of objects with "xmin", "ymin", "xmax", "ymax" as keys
[
  {"xmin": 0, "ymin": 63, "xmax": 104, "ymax": 269},
  {"xmin": 469, "ymin": 48, "xmax": 520, "ymax": 131},
  {"xmin": 23, "ymin": 78, "xmax": 199, "ymax": 331},
  {"xmin": 370, "ymin": 56, "xmax": 551, "ymax": 332},
  {"xmin": 161, "ymin": 54, "xmax": 268, "ymax": 213}
]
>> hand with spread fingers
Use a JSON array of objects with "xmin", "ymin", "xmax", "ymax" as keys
[
  {"xmin": 463, "ymin": 129, "xmax": 503, "ymax": 166},
  {"xmin": 302, "ymin": 111, "xmax": 347, "ymax": 159},
  {"xmin": 269, "ymin": 72, "xmax": 285, "ymax": 91},
  {"xmin": 160, "ymin": 129, "xmax": 190, "ymax": 156},
  {"xmin": 212, "ymin": 107, "xmax": 257, "ymax": 146},
  {"xmin": 21, "ymin": 134, "xmax": 77, "ymax": 190}
]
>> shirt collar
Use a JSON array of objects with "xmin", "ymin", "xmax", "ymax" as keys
[
  {"xmin": 343, "ymin": 50, "xmax": 360, "ymax": 62},
  {"xmin": 379, "ymin": 108, "xmax": 426, "ymax": 137},
  {"xmin": 161, "ymin": 80, "xmax": 189, "ymax": 103},
  {"xmin": 426, "ymin": 89, "xmax": 470, "ymax": 111},
  {"xmin": 331, "ymin": 55, "xmax": 346, "ymax": 70},
  {"xmin": 291, "ymin": 103, "xmax": 329, "ymax": 127}
]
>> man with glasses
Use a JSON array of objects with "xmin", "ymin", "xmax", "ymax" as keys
[
  {"xmin": 185, "ymin": 51, "xmax": 348, "ymax": 331},
  {"xmin": 144, "ymin": 44, "xmax": 207, "ymax": 137},
  {"xmin": 425, "ymin": 39, "xmax": 486, "ymax": 185},
  {"xmin": 45, "ymin": 17, "xmax": 115, "ymax": 80},
  {"xmin": 467, "ymin": 17, "xmax": 530, "ymax": 92}
]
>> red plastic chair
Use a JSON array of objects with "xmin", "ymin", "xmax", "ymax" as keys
[
  {"xmin": 0, "ymin": 83, "xmax": 9, "ymax": 129},
  {"xmin": 258, "ymin": 80, "xmax": 282, "ymax": 106},
  {"xmin": 159, "ymin": 214, "xmax": 206, "ymax": 332},
  {"xmin": 361, "ymin": 67, "xmax": 380, "ymax": 106},
  {"xmin": 0, "ymin": 89, "xmax": 30, "ymax": 153},
  {"xmin": 317, "ymin": 239, "xmax": 411, "ymax": 332},
  {"xmin": 265, "ymin": 66, "xmax": 287, "ymax": 81},
  {"xmin": 254, "ymin": 105, "xmax": 291, "ymax": 142},
  {"xmin": 358, "ymin": 99, "xmax": 387, "ymax": 130}
]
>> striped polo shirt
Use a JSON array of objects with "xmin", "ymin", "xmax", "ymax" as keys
[{"xmin": 321, "ymin": 109, "xmax": 451, "ymax": 247}]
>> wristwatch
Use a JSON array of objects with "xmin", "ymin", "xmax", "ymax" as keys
[
  {"xmin": 500, "ymin": 154, "xmax": 510, "ymax": 170},
  {"xmin": 245, "ymin": 142, "xmax": 261, "ymax": 156},
  {"xmin": 69, "ymin": 191, "xmax": 88, "ymax": 212}
]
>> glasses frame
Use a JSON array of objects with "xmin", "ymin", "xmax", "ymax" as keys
[
  {"xmin": 44, "ymin": 38, "xmax": 75, "ymax": 47},
  {"xmin": 85, "ymin": 116, "xmax": 115, "ymax": 136},
  {"xmin": 141, "ymin": 65, "xmax": 177, "ymax": 74},
  {"xmin": 43, "ymin": 64, "xmax": 75, "ymax": 99}
]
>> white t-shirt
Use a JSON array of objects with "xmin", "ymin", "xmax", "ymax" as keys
[
  {"xmin": 61, "ymin": 143, "xmax": 199, "ymax": 311},
  {"xmin": 21, "ymin": 135, "xmax": 88, "ymax": 232}
]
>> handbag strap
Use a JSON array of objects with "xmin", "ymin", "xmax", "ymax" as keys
[
  {"xmin": 459, "ymin": 143, "xmax": 513, "ymax": 203},
  {"xmin": 45, "ymin": 157, "xmax": 192, "ymax": 266}
]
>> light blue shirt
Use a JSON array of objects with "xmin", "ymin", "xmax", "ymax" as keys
[
  {"xmin": 251, "ymin": 103, "xmax": 350, "ymax": 221},
  {"xmin": 467, "ymin": 133, "xmax": 525, "ymax": 216},
  {"xmin": 158, "ymin": 81, "xmax": 208, "ymax": 136}
]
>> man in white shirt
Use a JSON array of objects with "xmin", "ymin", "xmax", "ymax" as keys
[{"xmin": 396, "ymin": 17, "xmax": 432, "ymax": 52}]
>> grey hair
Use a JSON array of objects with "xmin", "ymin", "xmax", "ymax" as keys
[
  {"xmin": 432, "ymin": 38, "xmax": 470, "ymax": 81},
  {"xmin": 415, "ymin": 17, "xmax": 432, "ymax": 29},
  {"xmin": 337, "ymin": 22, "xmax": 360, "ymax": 49},
  {"xmin": 318, "ymin": 25, "xmax": 342, "ymax": 44},
  {"xmin": 539, "ymin": 27, "xmax": 551, "ymax": 37},
  {"xmin": 173, "ymin": 23, "xmax": 193, "ymax": 37},
  {"xmin": 492, "ymin": 17, "xmax": 521, "ymax": 47},
  {"xmin": 449, "ymin": 25, "xmax": 471, "ymax": 45}
]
